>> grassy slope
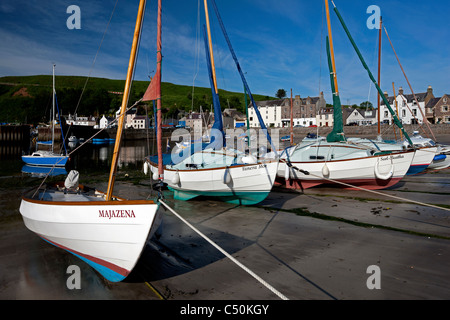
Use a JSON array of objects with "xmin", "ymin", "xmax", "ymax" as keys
[{"xmin": 0, "ymin": 75, "xmax": 274, "ymax": 110}]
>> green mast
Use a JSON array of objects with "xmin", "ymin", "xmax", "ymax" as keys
[
  {"xmin": 331, "ymin": 1, "xmax": 413, "ymax": 147},
  {"xmin": 326, "ymin": 36, "xmax": 345, "ymax": 142},
  {"xmin": 324, "ymin": 0, "xmax": 345, "ymax": 143}
]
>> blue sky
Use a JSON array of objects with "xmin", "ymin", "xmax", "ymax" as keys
[{"xmin": 0, "ymin": 0, "xmax": 448, "ymax": 107}]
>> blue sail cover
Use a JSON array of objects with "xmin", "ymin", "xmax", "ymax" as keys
[
  {"xmin": 203, "ymin": 25, "xmax": 224, "ymax": 150},
  {"xmin": 210, "ymin": 0, "xmax": 275, "ymax": 152}
]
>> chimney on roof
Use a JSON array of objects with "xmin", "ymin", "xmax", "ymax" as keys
[
  {"xmin": 427, "ymin": 85, "xmax": 433, "ymax": 95},
  {"xmin": 398, "ymin": 87, "xmax": 404, "ymax": 95},
  {"xmin": 383, "ymin": 91, "xmax": 389, "ymax": 98}
]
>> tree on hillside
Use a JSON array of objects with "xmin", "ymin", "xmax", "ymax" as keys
[{"xmin": 276, "ymin": 89, "xmax": 287, "ymax": 99}]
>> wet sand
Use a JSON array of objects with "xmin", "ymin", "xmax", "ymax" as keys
[{"xmin": 0, "ymin": 166, "xmax": 449, "ymax": 301}]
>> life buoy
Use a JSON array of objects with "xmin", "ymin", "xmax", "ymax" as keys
[
  {"xmin": 374, "ymin": 157, "xmax": 394, "ymax": 180},
  {"xmin": 223, "ymin": 167, "xmax": 232, "ymax": 184},
  {"xmin": 284, "ymin": 164, "xmax": 290, "ymax": 180},
  {"xmin": 171, "ymin": 170, "xmax": 180, "ymax": 184},
  {"xmin": 152, "ymin": 169, "xmax": 159, "ymax": 181},
  {"xmin": 322, "ymin": 163, "xmax": 330, "ymax": 178}
]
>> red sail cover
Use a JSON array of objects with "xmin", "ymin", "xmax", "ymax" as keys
[
  {"xmin": 142, "ymin": 70, "xmax": 160, "ymax": 102},
  {"xmin": 143, "ymin": 0, "xmax": 162, "ymax": 103}
]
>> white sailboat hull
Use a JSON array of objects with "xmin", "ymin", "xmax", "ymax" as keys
[
  {"xmin": 19, "ymin": 188, "xmax": 161, "ymax": 282},
  {"xmin": 407, "ymin": 146, "xmax": 437, "ymax": 175},
  {"xmin": 148, "ymin": 158, "xmax": 279, "ymax": 205},
  {"xmin": 278, "ymin": 150, "xmax": 415, "ymax": 190}
]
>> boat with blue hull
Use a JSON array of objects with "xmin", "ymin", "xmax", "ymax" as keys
[
  {"xmin": 22, "ymin": 151, "xmax": 68, "ymax": 167},
  {"xmin": 22, "ymin": 65, "xmax": 69, "ymax": 167}
]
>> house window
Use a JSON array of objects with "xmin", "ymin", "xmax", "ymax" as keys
[
  {"xmin": 412, "ymin": 109, "xmax": 417, "ymax": 116},
  {"xmin": 442, "ymin": 105, "xmax": 449, "ymax": 112},
  {"xmin": 402, "ymin": 110, "xmax": 406, "ymax": 117},
  {"xmin": 384, "ymin": 111, "xmax": 389, "ymax": 118}
]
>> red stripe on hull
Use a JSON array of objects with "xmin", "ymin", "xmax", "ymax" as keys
[
  {"xmin": 40, "ymin": 236, "xmax": 130, "ymax": 278},
  {"xmin": 282, "ymin": 177, "xmax": 403, "ymax": 190}
]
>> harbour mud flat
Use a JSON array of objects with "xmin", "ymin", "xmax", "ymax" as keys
[{"xmin": 0, "ymin": 166, "xmax": 449, "ymax": 300}]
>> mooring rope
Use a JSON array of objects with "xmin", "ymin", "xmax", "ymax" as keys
[
  {"xmin": 158, "ymin": 199, "xmax": 289, "ymax": 300},
  {"xmin": 284, "ymin": 160, "xmax": 450, "ymax": 212}
]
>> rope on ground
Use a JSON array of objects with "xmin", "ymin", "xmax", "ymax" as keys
[
  {"xmin": 285, "ymin": 161, "xmax": 450, "ymax": 212},
  {"xmin": 159, "ymin": 199, "xmax": 289, "ymax": 300}
]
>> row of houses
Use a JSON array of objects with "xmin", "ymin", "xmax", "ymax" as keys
[
  {"xmin": 248, "ymin": 85, "xmax": 449, "ymax": 128},
  {"xmin": 64, "ymin": 85, "xmax": 449, "ymax": 130},
  {"xmin": 247, "ymin": 92, "xmax": 373, "ymax": 128},
  {"xmin": 380, "ymin": 86, "xmax": 450, "ymax": 125}
]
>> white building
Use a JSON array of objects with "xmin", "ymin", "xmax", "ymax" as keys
[
  {"xmin": 317, "ymin": 107, "xmax": 334, "ymax": 127},
  {"xmin": 248, "ymin": 100, "xmax": 283, "ymax": 128},
  {"xmin": 380, "ymin": 86, "xmax": 435, "ymax": 125},
  {"xmin": 99, "ymin": 115, "xmax": 110, "ymax": 129},
  {"xmin": 131, "ymin": 115, "xmax": 149, "ymax": 129},
  {"xmin": 344, "ymin": 108, "xmax": 365, "ymax": 125},
  {"xmin": 66, "ymin": 114, "xmax": 97, "ymax": 126}
]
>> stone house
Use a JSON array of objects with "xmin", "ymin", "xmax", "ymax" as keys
[
  {"xmin": 280, "ymin": 92, "xmax": 326, "ymax": 127},
  {"xmin": 426, "ymin": 94, "xmax": 450, "ymax": 124},
  {"xmin": 222, "ymin": 108, "xmax": 246, "ymax": 129}
]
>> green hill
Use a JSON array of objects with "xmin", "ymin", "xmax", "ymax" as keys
[{"xmin": 0, "ymin": 75, "xmax": 275, "ymax": 124}]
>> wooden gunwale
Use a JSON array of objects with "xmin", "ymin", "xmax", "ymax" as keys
[
  {"xmin": 147, "ymin": 158, "xmax": 279, "ymax": 173},
  {"xmin": 281, "ymin": 149, "xmax": 415, "ymax": 165},
  {"xmin": 22, "ymin": 183, "xmax": 155, "ymax": 206}
]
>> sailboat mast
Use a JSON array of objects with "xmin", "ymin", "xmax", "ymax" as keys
[
  {"xmin": 106, "ymin": 0, "xmax": 147, "ymax": 201},
  {"xmin": 325, "ymin": 0, "xmax": 339, "ymax": 95},
  {"xmin": 330, "ymin": 0, "xmax": 413, "ymax": 147},
  {"xmin": 325, "ymin": 0, "xmax": 345, "ymax": 142},
  {"xmin": 209, "ymin": 0, "xmax": 275, "ymax": 152},
  {"xmin": 52, "ymin": 64, "xmax": 55, "ymax": 153},
  {"xmin": 203, "ymin": 0, "xmax": 225, "ymax": 148},
  {"xmin": 203, "ymin": 0, "xmax": 219, "ymax": 95},
  {"xmin": 392, "ymin": 82, "xmax": 399, "ymax": 140},
  {"xmin": 290, "ymin": 89, "xmax": 293, "ymax": 145},
  {"xmin": 383, "ymin": 25, "xmax": 436, "ymax": 142},
  {"xmin": 377, "ymin": 17, "xmax": 382, "ymax": 136},
  {"xmin": 156, "ymin": 0, "xmax": 163, "ymax": 182}
]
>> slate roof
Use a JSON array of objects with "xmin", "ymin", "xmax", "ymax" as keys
[
  {"xmin": 381, "ymin": 92, "xmax": 428, "ymax": 105},
  {"xmin": 425, "ymin": 97, "xmax": 441, "ymax": 108},
  {"xmin": 248, "ymin": 99, "xmax": 285, "ymax": 108}
]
